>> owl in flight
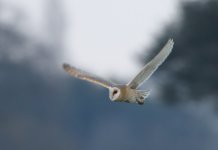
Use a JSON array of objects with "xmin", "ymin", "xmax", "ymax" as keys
[{"xmin": 63, "ymin": 39, "xmax": 174, "ymax": 105}]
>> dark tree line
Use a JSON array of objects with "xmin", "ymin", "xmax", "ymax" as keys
[{"xmin": 144, "ymin": 0, "xmax": 218, "ymax": 108}]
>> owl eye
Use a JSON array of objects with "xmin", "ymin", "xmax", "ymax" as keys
[{"xmin": 113, "ymin": 90, "xmax": 118, "ymax": 96}]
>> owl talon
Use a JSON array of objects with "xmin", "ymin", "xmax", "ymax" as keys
[{"xmin": 137, "ymin": 101, "xmax": 144, "ymax": 105}]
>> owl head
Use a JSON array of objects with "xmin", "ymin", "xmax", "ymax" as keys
[{"xmin": 109, "ymin": 87, "xmax": 121, "ymax": 101}]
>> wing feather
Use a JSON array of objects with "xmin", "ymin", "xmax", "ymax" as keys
[
  {"xmin": 127, "ymin": 39, "xmax": 174, "ymax": 89},
  {"xmin": 63, "ymin": 63, "xmax": 114, "ymax": 89}
]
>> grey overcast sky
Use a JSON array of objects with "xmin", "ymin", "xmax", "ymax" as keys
[
  {"xmin": 63, "ymin": 0, "xmax": 181, "ymax": 79},
  {"xmin": 1, "ymin": 0, "xmax": 182, "ymax": 79}
]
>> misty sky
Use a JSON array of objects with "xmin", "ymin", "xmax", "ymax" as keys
[
  {"xmin": 63, "ymin": 0, "xmax": 180, "ymax": 79},
  {"xmin": 1, "ymin": 0, "xmax": 218, "ymax": 150},
  {"xmin": 1, "ymin": 0, "xmax": 182, "ymax": 79}
]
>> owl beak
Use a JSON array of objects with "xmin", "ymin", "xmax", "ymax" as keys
[{"xmin": 109, "ymin": 88, "xmax": 113, "ymax": 100}]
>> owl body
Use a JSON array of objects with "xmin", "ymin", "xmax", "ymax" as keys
[
  {"xmin": 63, "ymin": 39, "xmax": 174, "ymax": 105},
  {"xmin": 109, "ymin": 85, "xmax": 150, "ymax": 105}
]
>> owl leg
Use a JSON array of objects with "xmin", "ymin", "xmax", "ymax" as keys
[
  {"xmin": 137, "ymin": 100, "xmax": 144, "ymax": 105},
  {"xmin": 135, "ymin": 90, "xmax": 150, "ymax": 105}
]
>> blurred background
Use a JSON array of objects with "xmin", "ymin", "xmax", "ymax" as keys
[{"xmin": 1, "ymin": 0, "xmax": 218, "ymax": 150}]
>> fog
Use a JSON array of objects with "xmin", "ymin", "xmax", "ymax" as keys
[{"xmin": 1, "ymin": 0, "xmax": 218, "ymax": 150}]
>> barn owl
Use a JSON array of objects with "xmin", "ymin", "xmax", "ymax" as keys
[{"xmin": 63, "ymin": 39, "xmax": 174, "ymax": 105}]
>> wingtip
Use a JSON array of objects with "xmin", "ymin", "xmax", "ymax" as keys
[{"xmin": 168, "ymin": 38, "xmax": 174, "ymax": 44}]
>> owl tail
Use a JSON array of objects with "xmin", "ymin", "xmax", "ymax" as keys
[{"xmin": 135, "ymin": 90, "xmax": 150, "ymax": 105}]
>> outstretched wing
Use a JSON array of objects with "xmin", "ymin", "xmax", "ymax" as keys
[
  {"xmin": 63, "ymin": 63, "xmax": 114, "ymax": 89},
  {"xmin": 127, "ymin": 38, "xmax": 174, "ymax": 89}
]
